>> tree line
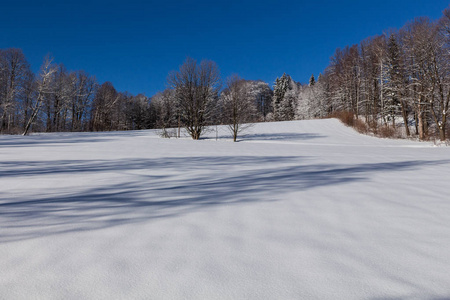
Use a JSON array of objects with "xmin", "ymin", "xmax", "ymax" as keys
[
  {"xmin": 268, "ymin": 7, "xmax": 450, "ymax": 141},
  {"xmin": 0, "ymin": 50, "xmax": 272, "ymax": 139},
  {"xmin": 308, "ymin": 8, "xmax": 450, "ymax": 141},
  {"xmin": 0, "ymin": 52, "xmax": 155, "ymax": 135},
  {"xmin": 1, "ymin": 6, "xmax": 449, "ymax": 141}
]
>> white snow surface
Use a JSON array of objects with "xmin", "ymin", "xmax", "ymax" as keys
[{"xmin": 1, "ymin": 119, "xmax": 450, "ymax": 299}]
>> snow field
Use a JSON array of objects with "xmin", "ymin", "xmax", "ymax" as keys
[{"xmin": 1, "ymin": 119, "xmax": 450, "ymax": 299}]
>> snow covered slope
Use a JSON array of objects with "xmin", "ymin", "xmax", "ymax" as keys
[{"xmin": 1, "ymin": 119, "xmax": 450, "ymax": 299}]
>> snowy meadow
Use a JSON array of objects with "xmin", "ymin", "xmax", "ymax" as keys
[{"xmin": 1, "ymin": 119, "xmax": 450, "ymax": 299}]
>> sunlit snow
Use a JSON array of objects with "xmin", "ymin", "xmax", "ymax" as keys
[{"xmin": 1, "ymin": 119, "xmax": 449, "ymax": 299}]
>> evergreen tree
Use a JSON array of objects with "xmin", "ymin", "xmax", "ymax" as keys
[
  {"xmin": 317, "ymin": 73, "xmax": 323, "ymax": 83},
  {"xmin": 272, "ymin": 73, "xmax": 289, "ymax": 121},
  {"xmin": 309, "ymin": 74, "xmax": 315, "ymax": 86},
  {"xmin": 385, "ymin": 33, "xmax": 406, "ymax": 130}
]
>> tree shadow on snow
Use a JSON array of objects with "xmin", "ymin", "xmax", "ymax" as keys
[
  {"xmin": 0, "ymin": 136, "xmax": 112, "ymax": 147},
  {"xmin": 241, "ymin": 132, "xmax": 325, "ymax": 141},
  {"xmin": 0, "ymin": 130, "xmax": 153, "ymax": 148},
  {"xmin": 371, "ymin": 296, "xmax": 450, "ymax": 300},
  {"xmin": 0, "ymin": 156, "xmax": 448, "ymax": 242}
]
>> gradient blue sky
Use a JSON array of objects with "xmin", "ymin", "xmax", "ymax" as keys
[{"xmin": 1, "ymin": 0, "xmax": 448, "ymax": 96}]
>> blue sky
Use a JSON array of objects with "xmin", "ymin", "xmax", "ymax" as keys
[{"xmin": 1, "ymin": 0, "xmax": 448, "ymax": 96}]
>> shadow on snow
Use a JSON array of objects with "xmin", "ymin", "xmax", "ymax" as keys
[
  {"xmin": 0, "ymin": 156, "xmax": 448, "ymax": 242},
  {"xmin": 241, "ymin": 132, "xmax": 325, "ymax": 141}
]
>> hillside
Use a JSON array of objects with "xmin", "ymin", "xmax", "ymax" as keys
[{"xmin": 1, "ymin": 119, "xmax": 449, "ymax": 299}]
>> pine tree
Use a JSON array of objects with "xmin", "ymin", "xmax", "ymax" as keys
[
  {"xmin": 317, "ymin": 73, "xmax": 323, "ymax": 83},
  {"xmin": 385, "ymin": 33, "xmax": 408, "ymax": 132},
  {"xmin": 309, "ymin": 74, "xmax": 315, "ymax": 86},
  {"xmin": 272, "ymin": 73, "xmax": 289, "ymax": 121}
]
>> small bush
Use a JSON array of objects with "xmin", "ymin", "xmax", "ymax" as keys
[
  {"xmin": 368, "ymin": 121, "xmax": 379, "ymax": 135},
  {"xmin": 353, "ymin": 118, "xmax": 368, "ymax": 134},
  {"xmin": 328, "ymin": 111, "xmax": 355, "ymax": 127},
  {"xmin": 327, "ymin": 110, "xmax": 411, "ymax": 139},
  {"xmin": 378, "ymin": 125, "xmax": 396, "ymax": 138},
  {"xmin": 159, "ymin": 128, "xmax": 178, "ymax": 138}
]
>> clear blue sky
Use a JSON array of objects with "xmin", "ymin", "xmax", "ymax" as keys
[{"xmin": 1, "ymin": 0, "xmax": 448, "ymax": 96}]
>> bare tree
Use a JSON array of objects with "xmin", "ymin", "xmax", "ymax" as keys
[
  {"xmin": 90, "ymin": 82, "xmax": 121, "ymax": 131},
  {"xmin": 151, "ymin": 88, "xmax": 178, "ymax": 137},
  {"xmin": 401, "ymin": 18, "xmax": 443, "ymax": 140},
  {"xmin": 168, "ymin": 57, "xmax": 220, "ymax": 140},
  {"xmin": 125, "ymin": 93, "xmax": 150, "ymax": 130},
  {"xmin": 221, "ymin": 75, "xmax": 256, "ymax": 142},
  {"xmin": 0, "ymin": 48, "xmax": 31, "ymax": 133},
  {"xmin": 70, "ymin": 71, "xmax": 97, "ymax": 131},
  {"xmin": 20, "ymin": 69, "xmax": 36, "ymax": 131},
  {"xmin": 43, "ymin": 64, "xmax": 73, "ymax": 132},
  {"xmin": 23, "ymin": 56, "xmax": 57, "ymax": 135},
  {"xmin": 248, "ymin": 80, "xmax": 273, "ymax": 121}
]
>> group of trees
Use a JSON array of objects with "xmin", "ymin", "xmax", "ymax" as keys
[
  {"xmin": 299, "ymin": 8, "xmax": 450, "ymax": 141},
  {"xmin": 153, "ymin": 57, "xmax": 273, "ymax": 140},
  {"xmin": 257, "ymin": 6, "xmax": 449, "ymax": 142},
  {"xmin": 0, "ymin": 50, "xmax": 153, "ymax": 135},
  {"xmin": 1, "ymin": 7, "xmax": 449, "ymax": 141},
  {"xmin": 0, "ymin": 50, "xmax": 274, "ymax": 140}
]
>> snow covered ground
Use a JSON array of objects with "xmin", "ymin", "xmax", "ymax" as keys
[{"xmin": 1, "ymin": 119, "xmax": 450, "ymax": 299}]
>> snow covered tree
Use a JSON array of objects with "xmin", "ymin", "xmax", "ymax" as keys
[
  {"xmin": 401, "ymin": 18, "xmax": 437, "ymax": 140},
  {"xmin": 327, "ymin": 46, "xmax": 361, "ymax": 115},
  {"xmin": 220, "ymin": 75, "xmax": 256, "ymax": 141},
  {"xmin": 272, "ymin": 73, "xmax": 299, "ymax": 121},
  {"xmin": 242, "ymin": 80, "xmax": 272, "ymax": 122},
  {"xmin": 282, "ymin": 86, "xmax": 298, "ymax": 120},
  {"xmin": 428, "ymin": 15, "xmax": 450, "ymax": 141},
  {"xmin": 385, "ymin": 33, "xmax": 409, "ymax": 134},
  {"xmin": 296, "ymin": 79, "xmax": 328, "ymax": 120},
  {"xmin": 317, "ymin": 73, "xmax": 323, "ymax": 83},
  {"xmin": 272, "ymin": 73, "xmax": 289, "ymax": 121}
]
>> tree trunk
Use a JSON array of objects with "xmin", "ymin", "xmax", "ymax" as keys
[
  {"xmin": 23, "ymin": 101, "xmax": 42, "ymax": 136},
  {"xmin": 400, "ymin": 101, "xmax": 410, "ymax": 136},
  {"xmin": 418, "ymin": 111, "xmax": 425, "ymax": 140},
  {"xmin": 414, "ymin": 111, "xmax": 419, "ymax": 135},
  {"xmin": 439, "ymin": 126, "xmax": 445, "ymax": 141}
]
